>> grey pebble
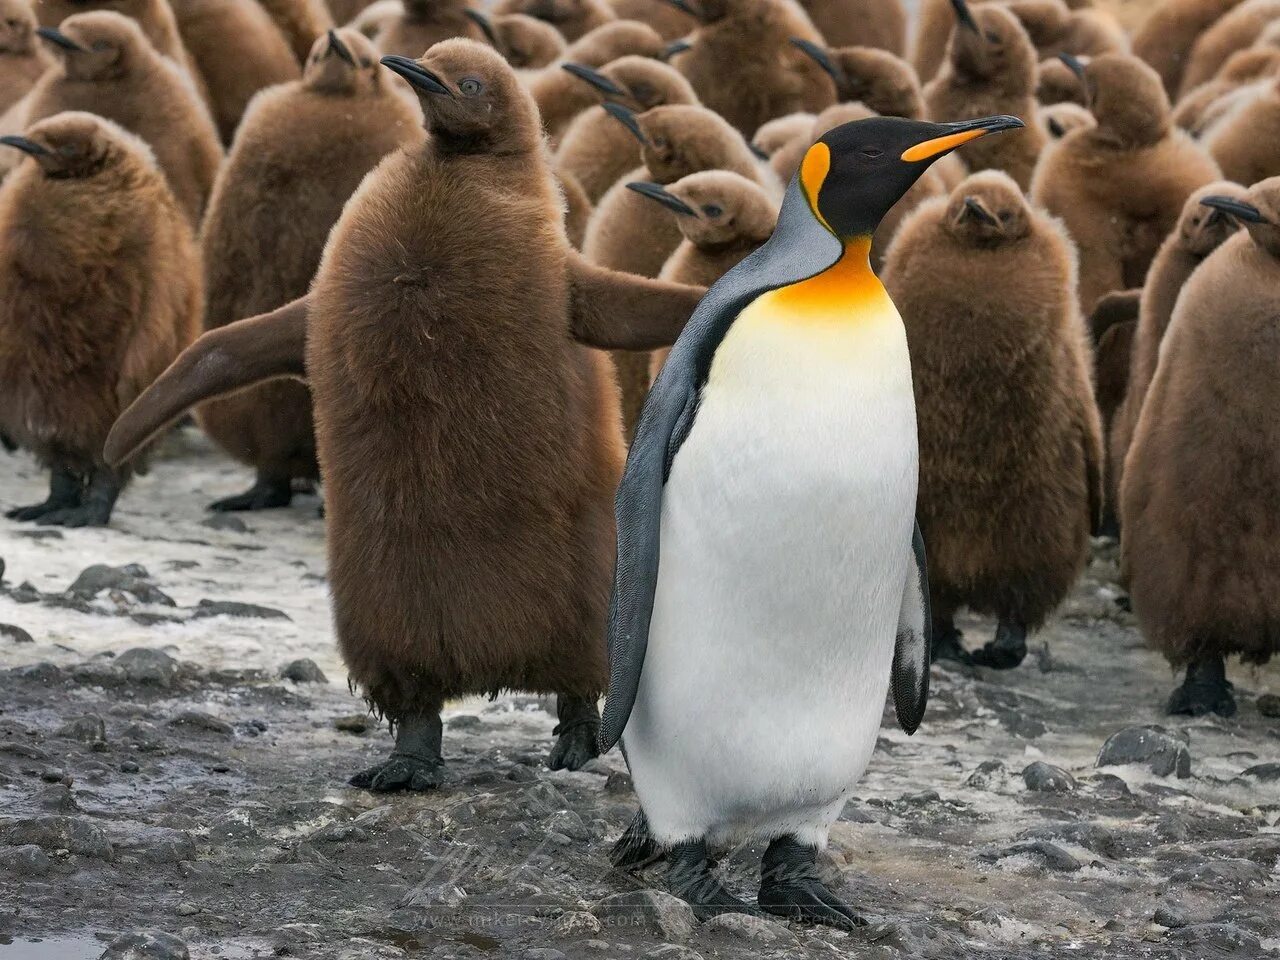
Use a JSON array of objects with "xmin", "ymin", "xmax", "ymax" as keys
[
  {"xmin": 0, "ymin": 623, "xmax": 33, "ymax": 644},
  {"xmin": 57, "ymin": 714, "xmax": 107, "ymax": 743},
  {"xmin": 1022, "ymin": 761, "xmax": 1075, "ymax": 793},
  {"xmin": 1154, "ymin": 903, "xmax": 1189, "ymax": 929},
  {"xmin": 703, "ymin": 912, "xmax": 795, "ymax": 943},
  {"xmin": 1240, "ymin": 762, "xmax": 1280, "ymax": 782},
  {"xmin": 281, "ymin": 658, "xmax": 328, "ymax": 683},
  {"xmin": 594, "ymin": 889, "xmax": 696, "ymax": 941},
  {"xmin": 1257, "ymin": 693, "xmax": 1280, "ymax": 718},
  {"xmin": 201, "ymin": 514, "xmax": 248, "ymax": 533},
  {"xmin": 0, "ymin": 815, "xmax": 114, "ymax": 859},
  {"xmin": 115, "ymin": 648, "xmax": 180, "ymax": 688},
  {"xmin": 1167, "ymin": 923, "xmax": 1261, "ymax": 953},
  {"xmin": 100, "ymin": 931, "xmax": 190, "ymax": 960},
  {"xmin": 1097, "ymin": 725, "xmax": 1191, "ymax": 778},
  {"xmin": 168, "ymin": 710, "xmax": 234, "ymax": 736},
  {"xmin": 68, "ymin": 564, "xmax": 175, "ymax": 606},
  {"xmin": 0, "ymin": 844, "xmax": 51, "ymax": 876},
  {"xmin": 192, "ymin": 599, "xmax": 289, "ymax": 621}
]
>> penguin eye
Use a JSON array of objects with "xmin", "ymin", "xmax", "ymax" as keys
[
  {"xmin": 459, "ymin": 77, "xmax": 484, "ymax": 96},
  {"xmin": 702, "ymin": 204, "xmax": 723, "ymax": 218},
  {"xmin": 653, "ymin": 136, "xmax": 670, "ymax": 149},
  {"xmin": 985, "ymin": 31, "xmax": 1001, "ymax": 44},
  {"xmin": 998, "ymin": 211, "xmax": 1013, "ymax": 223},
  {"xmin": 860, "ymin": 147, "xmax": 883, "ymax": 159}
]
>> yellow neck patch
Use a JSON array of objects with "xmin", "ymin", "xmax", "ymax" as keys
[
  {"xmin": 766, "ymin": 236, "xmax": 889, "ymax": 317},
  {"xmin": 800, "ymin": 141, "xmax": 832, "ymax": 231}
]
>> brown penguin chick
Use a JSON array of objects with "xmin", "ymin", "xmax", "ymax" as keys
[
  {"xmin": 493, "ymin": 0, "xmax": 616, "ymax": 42},
  {"xmin": 795, "ymin": 0, "xmax": 907, "ymax": 54},
  {"xmin": 108, "ymin": 38, "xmax": 706, "ymax": 787},
  {"xmin": 327, "ymin": 0, "xmax": 380, "ymax": 24},
  {"xmin": 23, "ymin": 12, "xmax": 222, "ymax": 226},
  {"xmin": 195, "ymin": 29, "xmax": 419, "ymax": 511},
  {"xmin": 0, "ymin": 0, "xmax": 50, "ymax": 114},
  {"xmin": 1087, "ymin": 288, "xmax": 1137, "ymax": 435},
  {"xmin": 1108, "ymin": 180, "xmax": 1245, "ymax": 514},
  {"xmin": 1205, "ymin": 75, "xmax": 1280, "ymax": 186},
  {"xmin": 669, "ymin": 0, "xmax": 836, "ymax": 137},
  {"xmin": 1037, "ymin": 53, "xmax": 1088, "ymax": 105},
  {"xmin": 1173, "ymin": 27, "xmax": 1280, "ymax": 134},
  {"xmin": 583, "ymin": 101, "xmax": 776, "ymax": 436},
  {"xmin": 914, "ymin": 0, "xmax": 993, "ymax": 83},
  {"xmin": 465, "ymin": 10, "xmax": 565, "ymax": 69},
  {"xmin": 924, "ymin": 1, "xmax": 1046, "ymax": 191},
  {"xmin": 1004, "ymin": 0, "xmax": 1127, "ymax": 60},
  {"xmin": 372, "ymin": 0, "xmax": 487, "ymax": 59},
  {"xmin": 750, "ymin": 110, "xmax": 813, "ymax": 157},
  {"xmin": 605, "ymin": 0, "xmax": 695, "ymax": 40},
  {"xmin": 168, "ymin": 0, "xmax": 300, "ymax": 144},
  {"xmin": 790, "ymin": 40, "xmax": 925, "ymax": 119},
  {"xmin": 1040, "ymin": 99, "xmax": 1093, "ymax": 139},
  {"xmin": 558, "ymin": 167, "xmax": 591, "ymax": 246},
  {"xmin": 882, "ymin": 170, "xmax": 1103, "ymax": 669},
  {"xmin": 1120, "ymin": 178, "xmax": 1280, "ymax": 716},
  {"xmin": 555, "ymin": 56, "xmax": 697, "ymax": 203},
  {"xmin": 560, "ymin": 16, "xmax": 662, "ymax": 64},
  {"xmin": 35, "ymin": 0, "xmax": 198, "ymax": 74},
  {"xmin": 1131, "ymin": 0, "xmax": 1246, "ymax": 96},
  {"xmin": 1031, "ymin": 54, "xmax": 1222, "ymax": 313},
  {"xmin": 0, "ymin": 112, "xmax": 200, "ymax": 527},
  {"xmin": 633, "ymin": 169, "xmax": 776, "ymax": 377},
  {"xmin": 255, "ymin": 0, "xmax": 332, "ymax": 63},
  {"xmin": 1179, "ymin": 0, "xmax": 1280, "ymax": 96}
]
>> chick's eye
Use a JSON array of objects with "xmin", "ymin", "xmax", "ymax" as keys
[
  {"xmin": 360, "ymin": 58, "xmax": 372, "ymax": 68},
  {"xmin": 998, "ymin": 211, "xmax": 1013, "ymax": 222},
  {"xmin": 703, "ymin": 204, "xmax": 723, "ymax": 217},
  {"xmin": 459, "ymin": 78, "xmax": 484, "ymax": 96},
  {"xmin": 653, "ymin": 136, "xmax": 669, "ymax": 148}
]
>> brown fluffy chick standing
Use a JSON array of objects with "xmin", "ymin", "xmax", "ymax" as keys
[
  {"xmin": 1205, "ymin": 75, "xmax": 1280, "ymax": 187},
  {"xmin": 1004, "ymin": 0, "xmax": 1127, "ymax": 60},
  {"xmin": 1121, "ymin": 178, "xmax": 1280, "ymax": 716},
  {"xmin": 255, "ymin": 0, "xmax": 331, "ymax": 63},
  {"xmin": 168, "ymin": 0, "xmax": 300, "ymax": 144},
  {"xmin": 22, "ymin": 12, "xmax": 222, "ymax": 226},
  {"xmin": 0, "ymin": 0, "xmax": 50, "ymax": 115},
  {"xmin": 790, "ymin": 39, "xmax": 925, "ymax": 119},
  {"xmin": 1179, "ymin": 0, "xmax": 1280, "ymax": 96},
  {"xmin": 606, "ymin": 0, "xmax": 695, "ymax": 40},
  {"xmin": 107, "ymin": 39, "xmax": 706, "ymax": 789},
  {"xmin": 883, "ymin": 170, "xmax": 1102, "ymax": 668},
  {"xmin": 1173, "ymin": 23, "xmax": 1280, "ymax": 135},
  {"xmin": 0, "ymin": 112, "xmax": 200, "ymax": 526},
  {"xmin": 493, "ymin": 0, "xmax": 616, "ymax": 41},
  {"xmin": 1032, "ymin": 53, "xmax": 1222, "ymax": 313},
  {"xmin": 555, "ymin": 56, "xmax": 697, "ymax": 203},
  {"xmin": 924, "ymin": 0, "xmax": 1046, "ymax": 191},
  {"xmin": 464, "ymin": 9, "xmax": 565, "ymax": 69},
  {"xmin": 35, "ymin": 0, "xmax": 198, "ymax": 73},
  {"xmin": 667, "ymin": 0, "xmax": 835, "ymax": 137},
  {"xmin": 196, "ymin": 29, "xmax": 420, "ymax": 511},
  {"xmin": 1131, "ymin": 0, "xmax": 1245, "ymax": 96},
  {"xmin": 370, "ymin": 0, "xmax": 486, "ymax": 59},
  {"xmin": 795, "ymin": 0, "xmax": 907, "ymax": 54},
  {"xmin": 1107, "ymin": 181, "xmax": 1244, "ymax": 513}
]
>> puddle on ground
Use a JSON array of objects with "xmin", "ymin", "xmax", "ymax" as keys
[{"xmin": 0, "ymin": 937, "xmax": 103, "ymax": 960}]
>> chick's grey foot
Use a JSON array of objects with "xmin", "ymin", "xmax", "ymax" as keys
[
  {"xmin": 548, "ymin": 693, "xmax": 600, "ymax": 771},
  {"xmin": 7, "ymin": 466, "xmax": 82, "ymax": 522},
  {"xmin": 209, "ymin": 476, "xmax": 293, "ymax": 512},
  {"xmin": 667, "ymin": 839, "xmax": 759, "ymax": 920},
  {"xmin": 758, "ymin": 835, "xmax": 865, "ymax": 930},
  {"xmin": 1167, "ymin": 655, "xmax": 1236, "ymax": 717},
  {"xmin": 349, "ymin": 710, "xmax": 444, "ymax": 792},
  {"xmin": 930, "ymin": 620, "xmax": 971, "ymax": 665},
  {"xmin": 970, "ymin": 617, "xmax": 1028, "ymax": 670}
]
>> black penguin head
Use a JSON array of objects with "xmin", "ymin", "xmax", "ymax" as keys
[{"xmin": 801, "ymin": 114, "xmax": 1024, "ymax": 240}]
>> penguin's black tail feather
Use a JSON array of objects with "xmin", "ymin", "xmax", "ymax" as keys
[{"xmin": 610, "ymin": 811, "xmax": 663, "ymax": 870}]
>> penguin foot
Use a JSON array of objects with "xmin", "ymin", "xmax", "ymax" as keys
[
  {"xmin": 667, "ymin": 840, "xmax": 758, "ymax": 920},
  {"xmin": 547, "ymin": 694, "xmax": 600, "ymax": 771},
  {"xmin": 930, "ymin": 625, "xmax": 971, "ymax": 665},
  {"xmin": 35, "ymin": 501, "xmax": 114, "ymax": 528},
  {"xmin": 209, "ymin": 477, "xmax": 293, "ymax": 512},
  {"xmin": 970, "ymin": 618, "xmax": 1028, "ymax": 670},
  {"xmin": 611, "ymin": 811, "xmax": 663, "ymax": 869},
  {"xmin": 7, "ymin": 467, "xmax": 82, "ymax": 522},
  {"xmin": 1167, "ymin": 656, "xmax": 1236, "ymax": 718},
  {"xmin": 758, "ymin": 836, "xmax": 865, "ymax": 931},
  {"xmin": 349, "ymin": 753, "xmax": 445, "ymax": 792}
]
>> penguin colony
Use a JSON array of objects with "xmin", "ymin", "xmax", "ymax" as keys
[{"xmin": 0, "ymin": 0, "xmax": 1276, "ymax": 927}]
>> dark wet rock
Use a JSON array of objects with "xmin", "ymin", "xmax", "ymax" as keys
[
  {"xmin": 447, "ymin": 714, "xmax": 482, "ymax": 730},
  {"xmin": 281, "ymin": 659, "xmax": 327, "ymax": 684},
  {"xmin": 965, "ymin": 759, "xmax": 1008, "ymax": 790},
  {"xmin": 1022, "ymin": 761, "xmax": 1075, "ymax": 793},
  {"xmin": 10, "ymin": 581, "xmax": 40, "ymax": 603},
  {"xmin": 115, "ymin": 648, "xmax": 180, "ymax": 688},
  {"xmin": 192, "ymin": 599, "xmax": 289, "ymax": 621},
  {"xmin": 544, "ymin": 810, "xmax": 589, "ymax": 841},
  {"xmin": 1096, "ymin": 725, "xmax": 1191, "ymax": 778},
  {"xmin": 201, "ymin": 514, "xmax": 248, "ymax": 533},
  {"xmin": 975, "ymin": 687, "xmax": 1048, "ymax": 739},
  {"xmin": 901, "ymin": 788, "xmax": 941, "ymax": 805},
  {"xmin": 70, "ymin": 662, "xmax": 127, "ymax": 687},
  {"xmin": 642, "ymin": 946, "xmax": 703, "ymax": 960},
  {"xmin": 1167, "ymin": 923, "xmax": 1261, "ymax": 953},
  {"xmin": 704, "ymin": 912, "xmax": 795, "ymax": 943},
  {"xmin": 506, "ymin": 764, "xmax": 538, "ymax": 783},
  {"xmin": 68, "ymin": 564, "xmax": 175, "ymax": 606},
  {"xmin": 0, "ymin": 843, "xmax": 51, "ymax": 876},
  {"xmin": 119, "ymin": 761, "xmax": 140, "ymax": 774},
  {"xmin": 979, "ymin": 840, "xmax": 1081, "ymax": 872},
  {"xmin": 594, "ymin": 890, "xmax": 695, "ymax": 941},
  {"xmin": 8, "ymin": 662, "xmax": 63, "ymax": 684},
  {"xmin": 604, "ymin": 770, "xmax": 632, "ymax": 794},
  {"xmin": 106, "ymin": 824, "xmax": 196, "ymax": 864},
  {"xmin": 1081, "ymin": 772, "xmax": 1131, "ymax": 797},
  {"xmin": 1169, "ymin": 858, "xmax": 1269, "ymax": 891},
  {"xmin": 33, "ymin": 784, "xmax": 77, "ymax": 812},
  {"xmin": 334, "ymin": 714, "xmax": 374, "ymax": 735},
  {"xmin": 57, "ymin": 715, "xmax": 106, "ymax": 743},
  {"xmin": 1024, "ymin": 822, "xmax": 1127, "ymax": 859},
  {"xmin": 0, "ymin": 624, "xmax": 33, "ymax": 644},
  {"xmin": 0, "ymin": 815, "xmax": 114, "ymax": 859},
  {"xmin": 398, "ymin": 880, "xmax": 467, "ymax": 908},
  {"xmin": 1258, "ymin": 693, "xmax": 1280, "ymax": 718},
  {"xmin": 100, "ymin": 931, "xmax": 190, "ymax": 960},
  {"xmin": 1154, "ymin": 902, "xmax": 1190, "ymax": 928},
  {"xmin": 168, "ymin": 710, "xmax": 233, "ymax": 736},
  {"xmin": 1240, "ymin": 762, "xmax": 1280, "ymax": 783},
  {"xmin": 121, "ymin": 723, "xmax": 165, "ymax": 752},
  {"xmin": 552, "ymin": 911, "xmax": 602, "ymax": 937},
  {"xmin": 524, "ymin": 781, "xmax": 570, "ymax": 814}
]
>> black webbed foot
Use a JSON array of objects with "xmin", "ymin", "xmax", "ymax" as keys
[
  {"xmin": 7, "ymin": 467, "xmax": 82, "ymax": 522},
  {"xmin": 667, "ymin": 840, "xmax": 758, "ymax": 920},
  {"xmin": 970, "ymin": 618, "xmax": 1028, "ymax": 670},
  {"xmin": 930, "ymin": 623, "xmax": 971, "ymax": 665},
  {"xmin": 548, "ymin": 694, "xmax": 600, "ymax": 771},
  {"xmin": 209, "ymin": 477, "xmax": 292, "ymax": 512},
  {"xmin": 1167, "ymin": 656, "xmax": 1236, "ymax": 717},
  {"xmin": 36, "ymin": 501, "xmax": 114, "ymax": 528},
  {"xmin": 349, "ymin": 710, "xmax": 445, "ymax": 792},
  {"xmin": 758, "ymin": 835, "xmax": 865, "ymax": 930}
]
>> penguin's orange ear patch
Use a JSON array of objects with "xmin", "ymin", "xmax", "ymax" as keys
[
  {"xmin": 800, "ymin": 141, "xmax": 832, "ymax": 230},
  {"xmin": 901, "ymin": 128, "xmax": 987, "ymax": 162}
]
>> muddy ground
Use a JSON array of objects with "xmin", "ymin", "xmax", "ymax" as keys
[{"xmin": 1, "ymin": 428, "xmax": 1278, "ymax": 960}]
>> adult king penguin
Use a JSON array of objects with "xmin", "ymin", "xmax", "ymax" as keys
[{"xmin": 600, "ymin": 112, "xmax": 1024, "ymax": 925}]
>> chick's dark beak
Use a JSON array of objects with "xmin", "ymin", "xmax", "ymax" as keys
[
  {"xmin": 790, "ymin": 37, "xmax": 846, "ymax": 88},
  {"xmin": 561, "ymin": 62, "xmax": 626, "ymax": 97},
  {"xmin": 463, "ymin": 9, "xmax": 500, "ymax": 48},
  {"xmin": 950, "ymin": 0, "xmax": 980, "ymax": 34},
  {"xmin": 662, "ymin": 39, "xmax": 691, "ymax": 60},
  {"xmin": 963, "ymin": 197, "xmax": 998, "ymax": 226},
  {"xmin": 1200, "ymin": 196, "xmax": 1267, "ymax": 224},
  {"xmin": 328, "ymin": 29, "xmax": 354, "ymax": 64},
  {"xmin": 901, "ymin": 114, "xmax": 1025, "ymax": 163},
  {"xmin": 0, "ymin": 135, "xmax": 49, "ymax": 157},
  {"xmin": 603, "ymin": 102, "xmax": 646, "ymax": 145},
  {"xmin": 380, "ymin": 55, "xmax": 453, "ymax": 96},
  {"xmin": 662, "ymin": 0, "xmax": 700, "ymax": 17},
  {"xmin": 627, "ymin": 181, "xmax": 697, "ymax": 216},
  {"xmin": 36, "ymin": 26, "xmax": 85, "ymax": 52}
]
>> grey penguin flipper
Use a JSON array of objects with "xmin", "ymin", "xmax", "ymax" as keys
[
  {"xmin": 891, "ymin": 521, "xmax": 932, "ymax": 735},
  {"xmin": 597, "ymin": 177, "xmax": 846, "ymax": 753}
]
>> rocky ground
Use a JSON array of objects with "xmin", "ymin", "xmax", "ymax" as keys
[{"xmin": 1, "ymin": 430, "xmax": 1278, "ymax": 960}]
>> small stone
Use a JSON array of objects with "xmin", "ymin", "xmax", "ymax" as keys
[
  {"xmin": 57, "ymin": 715, "xmax": 107, "ymax": 743},
  {"xmin": 965, "ymin": 759, "xmax": 1008, "ymax": 790},
  {"xmin": 175, "ymin": 901, "xmax": 199, "ymax": 916},
  {"xmin": 100, "ymin": 931, "xmax": 190, "ymax": 960},
  {"xmin": 704, "ymin": 913, "xmax": 794, "ymax": 943},
  {"xmin": 33, "ymin": 784, "xmax": 78, "ymax": 812},
  {"xmin": 641, "ymin": 947, "xmax": 703, "ymax": 960},
  {"xmin": 522, "ymin": 950, "xmax": 567, "ymax": 960},
  {"xmin": 120, "ymin": 761, "xmax": 141, "ymax": 774},
  {"xmin": 281, "ymin": 659, "xmax": 327, "ymax": 684},
  {"xmin": 447, "ymin": 714, "xmax": 481, "ymax": 730},
  {"xmin": 1097, "ymin": 725, "xmax": 1191, "ymax": 778},
  {"xmin": 1257, "ymin": 693, "xmax": 1280, "ymax": 718},
  {"xmin": 1154, "ymin": 903, "xmax": 1189, "ymax": 929},
  {"xmin": 604, "ymin": 771, "xmax": 633, "ymax": 794},
  {"xmin": 0, "ymin": 844, "xmax": 51, "ymax": 876},
  {"xmin": 167, "ymin": 710, "xmax": 233, "ymax": 736},
  {"xmin": 544, "ymin": 810, "xmax": 589, "ymax": 841},
  {"xmin": 1022, "ymin": 761, "xmax": 1075, "ymax": 793},
  {"xmin": 334, "ymin": 714, "xmax": 374, "ymax": 734},
  {"xmin": 1083, "ymin": 773, "xmax": 1131, "ymax": 797},
  {"xmin": 1240, "ymin": 762, "xmax": 1280, "ymax": 783},
  {"xmin": 507, "ymin": 764, "xmax": 538, "ymax": 783},
  {"xmin": 981, "ymin": 840, "xmax": 1081, "ymax": 872},
  {"xmin": 68, "ymin": 564, "xmax": 174, "ymax": 606},
  {"xmin": 1167, "ymin": 923, "xmax": 1261, "ymax": 953},
  {"xmin": 0, "ymin": 623, "xmax": 33, "ymax": 644},
  {"xmin": 121, "ymin": 723, "xmax": 165, "ymax": 752},
  {"xmin": 0, "ymin": 815, "xmax": 113, "ymax": 859},
  {"xmin": 70, "ymin": 662, "xmax": 127, "ymax": 687},
  {"xmin": 594, "ymin": 890, "xmax": 695, "ymax": 941},
  {"xmin": 553, "ymin": 911, "xmax": 602, "ymax": 938},
  {"xmin": 191, "ymin": 599, "xmax": 289, "ymax": 621},
  {"xmin": 9, "ymin": 662, "xmax": 63, "ymax": 684},
  {"xmin": 115, "ymin": 648, "xmax": 180, "ymax": 688},
  {"xmin": 201, "ymin": 514, "xmax": 247, "ymax": 533}
]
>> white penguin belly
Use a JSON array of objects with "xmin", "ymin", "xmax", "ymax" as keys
[{"xmin": 623, "ymin": 294, "xmax": 919, "ymax": 848}]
